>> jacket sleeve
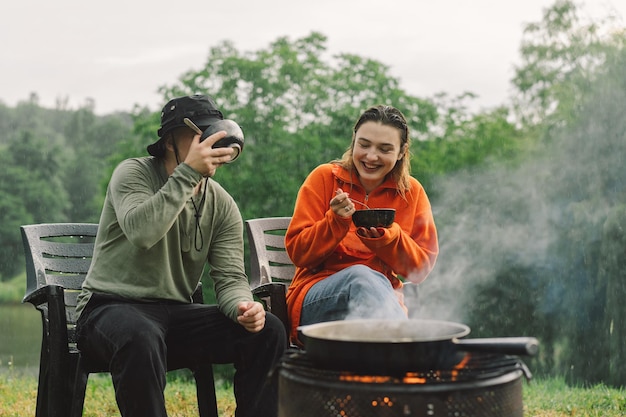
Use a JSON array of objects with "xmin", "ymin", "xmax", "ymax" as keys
[
  {"xmin": 109, "ymin": 160, "xmax": 202, "ymax": 249},
  {"xmin": 359, "ymin": 185, "xmax": 438, "ymax": 283},
  {"xmin": 285, "ymin": 166, "xmax": 351, "ymax": 269},
  {"xmin": 208, "ymin": 194, "xmax": 254, "ymax": 321}
]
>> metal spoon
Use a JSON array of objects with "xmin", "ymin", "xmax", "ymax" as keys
[
  {"xmin": 183, "ymin": 118, "xmax": 203, "ymax": 135},
  {"xmin": 350, "ymin": 198, "xmax": 371, "ymax": 210}
]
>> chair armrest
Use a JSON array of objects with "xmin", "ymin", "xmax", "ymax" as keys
[
  {"xmin": 22, "ymin": 284, "xmax": 72, "ymax": 371},
  {"xmin": 252, "ymin": 282, "xmax": 287, "ymax": 298},
  {"xmin": 23, "ymin": 284, "xmax": 65, "ymax": 306},
  {"xmin": 252, "ymin": 283, "xmax": 288, "ymax": 332}
]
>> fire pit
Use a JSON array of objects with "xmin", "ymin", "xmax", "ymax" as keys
[
  {"xmin": 279, "ymin": 319, "xmax": 537, "ymax": 417},
  {"xmin": 278, "ymin": 350, "xmax": 531, "ymax": 417}
]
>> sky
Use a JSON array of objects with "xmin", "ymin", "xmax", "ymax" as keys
[{"xmin": 1, "ymin": 0, "xmax": 624, "ymax": 115}]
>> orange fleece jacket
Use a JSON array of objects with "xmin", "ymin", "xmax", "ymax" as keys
[{"xmin": 285, "ymin": 163, "xmax": 439, "ymax": 343}]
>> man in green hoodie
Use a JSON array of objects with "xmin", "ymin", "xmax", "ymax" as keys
[{"xmin": 75, "ymin": 94, "xmax": 287, "ymax": 417}]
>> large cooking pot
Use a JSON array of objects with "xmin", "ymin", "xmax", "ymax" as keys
[{"xmin": 298, "ymin": 319, "xmax": 539, "ymax": 374}]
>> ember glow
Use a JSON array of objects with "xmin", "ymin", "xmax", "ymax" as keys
[{"xmin": 337, "ymin": 353, "xmax": 473, "ymax": 384}]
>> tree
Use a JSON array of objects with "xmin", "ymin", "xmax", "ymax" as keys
[
  {"xmin": 512, "ymin": 0, "xmax": 624, "ymax": 126},
  {"xmin": 0, "ymin": 132, "xmax": 68, "ymax": 279},
  {"xmin": 412, "ymin": 102, "xmax": 526, "ymax": 197},
  {"xmin": 62, "ymin": 110, "xmax": 135, "ymax": 222}
]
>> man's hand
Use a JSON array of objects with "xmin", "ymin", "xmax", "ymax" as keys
[
  {"xmin": 236, "ymin": 301, "xmax": 266, "ymax": 333},
  {"xmin": 185, "ymin": 131, "xmax": 235, "ymax": 177}
]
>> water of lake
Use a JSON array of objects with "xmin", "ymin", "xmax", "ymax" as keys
[{"xmin": 0, "ymin": 303, "xmax": 42, "ymax": 375}]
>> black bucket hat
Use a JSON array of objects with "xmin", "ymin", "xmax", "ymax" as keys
[{"xmin": 147, "ymin": 94, "xmax": 224, "ymax": 157}]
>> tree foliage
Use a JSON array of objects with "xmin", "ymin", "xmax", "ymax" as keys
[
  {"xmin": 0, "ymin": 104, "xmax": 136, "ymax": 279},
  {"xmin": 512, "ymin": 0, "xmax": 625, "ymax": 125},
  {"xmin": 0, "ymin": 131, "xmax": 68, "ymax": 278}
]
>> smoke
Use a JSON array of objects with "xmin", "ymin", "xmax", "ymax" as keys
[
  {"xmin": 407, "ymin": 159, "xmax": 559, "ymax": 322},
  {"xmin": 407, "ymin": 49, "xmax": 626, "ymax": 333}
]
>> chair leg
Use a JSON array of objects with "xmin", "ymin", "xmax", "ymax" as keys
[
  {"xmin": 193, "ymin": 364, "xmax": 218, "ymax": 417},
  {"xmin": 35, "ymin": 356, "xmax": 48, "ymax": 417},
  {"xmin": 47, "ymin": 360, "xmax": 71, "ymax": 417},
  {"xmin": 69, "ymin": 357, "xmax": 90, "ymax": 417}
]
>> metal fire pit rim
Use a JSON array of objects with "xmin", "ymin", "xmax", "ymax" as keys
[{"xmin": 279, "ymin": 365, "xmax": 525, "ymax": 394}]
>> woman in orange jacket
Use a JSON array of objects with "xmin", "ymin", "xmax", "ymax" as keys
[{"xmin": 285, "ymin": 105, "xmax": 439, "ymax": 344}]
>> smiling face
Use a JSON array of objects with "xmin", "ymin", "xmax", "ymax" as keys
[{"xmin": 352, "ymin": 121, "xmax": 406, "ymax": 193}]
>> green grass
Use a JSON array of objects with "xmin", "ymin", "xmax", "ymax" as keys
[
  {"xmin": 0, "ymin": 372, "xmax": 235, "ymax": 417},
  {"xmin": 0, "ymin": 274, "xmax": 25, "ymax": 304},
  {"xmin": 524, "ymin": 377, "xmax": 626, "ymax": 416},
  {"xmin": 1, "ymin": 373, "xmax": 624, "ymax": 416}
]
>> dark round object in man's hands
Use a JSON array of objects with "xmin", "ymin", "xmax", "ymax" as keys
[
  {"xmin": 200, "ymin": 119, "xmax": 244, "ymax": 162},
  {"xmin": 352, "ymin": 209, "xmax": 396, "ymax": 228}
]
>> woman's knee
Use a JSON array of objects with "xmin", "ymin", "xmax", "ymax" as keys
[
  {"xmin": 344, "ymin": 266, "xmax": 392, "ymax": 292},
  {"xmin": 343, "ymin": 264, "xmax": 377, "ymax": 279}
]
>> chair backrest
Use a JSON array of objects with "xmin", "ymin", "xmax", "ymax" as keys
[
  {"xmin": 22, "ymin": 223, "xmax": 98, "ymax": 326},
  {"xmin": 20, "ymin": 223, "xmax": 98, "ymax": 356},
  {"xmin": 245, "ymin": 217, "xmax": 294, "ymax": 289}
]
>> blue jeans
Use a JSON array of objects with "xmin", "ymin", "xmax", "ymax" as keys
[{"xmin": 299, "ymin": 264, "xmax": 407, "ymax": 326}]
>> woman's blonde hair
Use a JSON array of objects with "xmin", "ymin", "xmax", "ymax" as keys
[{"xmin": 333, "ymin": 105, "xmax": 412, "ymax": 197}]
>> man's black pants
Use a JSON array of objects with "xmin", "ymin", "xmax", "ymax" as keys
[{"xmin": 76, "ymin": 293, "xmax": 287, "ymax": 417}]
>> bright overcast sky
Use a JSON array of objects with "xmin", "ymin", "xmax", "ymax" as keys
[{"xmin": 1, "ymin": 0, "xmax": 624, "ymax": 115}]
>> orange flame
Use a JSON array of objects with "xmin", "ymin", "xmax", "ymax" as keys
[
  {"xmin": 403, "ymin": 373, "xmax": 427, "ymax": 384},
  {"xmin": 337, "ymin": 354, "xmax": 473, "ymax": 385},
  {"xmin": 339, "ymin": 374, "xmax": 391, "ymax": 383},
  {"xmin": 450, "ymin": 354, "xmax": 472, "ymax": 381}
]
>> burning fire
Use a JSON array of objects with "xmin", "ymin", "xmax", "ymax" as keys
[
  {"xmin": 450, "ymin": 353, "xmax": 471, "ymax": 380},
  {"xmin": 338, "ymin": 354, "xmax": 473, "ymax": 384}
]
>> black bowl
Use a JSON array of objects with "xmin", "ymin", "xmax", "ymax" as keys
[
  {"xmin": 352, "ymin": 209, "xmax": 396, "ymax": 228},
  {"xmin": 200, "ymin": 119, "xmax": 244, "ymax": 162}
]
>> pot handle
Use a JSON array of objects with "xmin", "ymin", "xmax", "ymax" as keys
[{"xmin": 453, "ymin": 337, "xmax": 539, "ymax": 356}]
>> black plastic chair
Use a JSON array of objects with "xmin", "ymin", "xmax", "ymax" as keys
[
  {"xmin": 21, "ymin": 223, "xmax": 218, "ymax": 417},
  {"xmin": 245, "ymin": 217, "xmax": 294, "ymax": 332}
]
